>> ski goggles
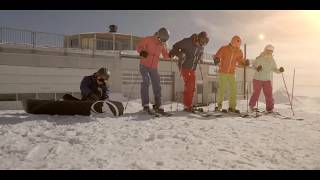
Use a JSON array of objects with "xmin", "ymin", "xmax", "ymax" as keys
[
  {"xmin": 199, "ymin": 39, "xmax": 208, "ymax": 47},
  {"xmin": 97, "ymin": 78, "xmax": 106, "ymax": 82}
]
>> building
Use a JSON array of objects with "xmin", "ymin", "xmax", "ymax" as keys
[{"xmin": 0, "ymin": 26, "xmax": 256, "ymax": 110}]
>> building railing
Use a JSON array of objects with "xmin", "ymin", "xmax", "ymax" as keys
[
  {"xmin": 0, "ymin": 26, "xmax": 214, "ymax": 61},
  {"xmin": 0, "ymin": 26, "xmax": 66, "ymax": 48}
]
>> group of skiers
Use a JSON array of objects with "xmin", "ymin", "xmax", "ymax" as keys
[
  {"xmin": 135, "ymin": 27, "xmax": 284, "ymax": 114},
  {"xmin": 78, "ymin": 27, "xmax": 285, "ymax": 115}
]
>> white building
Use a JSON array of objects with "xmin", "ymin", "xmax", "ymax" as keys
[{"xmin": 0, "ymin": 26, "xmax": 256, "ymax": 110}]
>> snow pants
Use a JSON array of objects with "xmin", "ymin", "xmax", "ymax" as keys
[
  {"xmin": 140, "ymin": 64, "xmax": 162, "ymax": 107},
  {"xmin": 181, "ymin": 68, "xmax": 196, "ymax": 108},
  {"xmin": 216, "ymin": 73, "xmax": 237, "ymax": 109},
  {"xmin": 249, "ymin": 79, "xmax": 274, "ymax": 111}
]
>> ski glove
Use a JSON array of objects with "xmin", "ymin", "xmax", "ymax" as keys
[
  {"xmin": 213, "ymin": 57, "xmax": 220, "ymax": 65},
  {"xmin": 244, "ymin": 59, "xmax": 250, "ymax": 66},
  {"xmin": 140, "ymin": 50, "xmax": 148, "ymax": 58},
  {"xmin": 279, "ymin": 67, "xmax": 284, "ymax": 73},
  {"xmin": 257, "ymin": 65, "xmax": 262, "ymax": 72}
]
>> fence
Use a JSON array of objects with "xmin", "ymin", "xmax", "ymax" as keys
[{"xmin": 0, "ymin": 27, "xmax": 65, "ymax": 48}]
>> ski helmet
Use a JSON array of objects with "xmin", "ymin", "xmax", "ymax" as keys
[
  {"xmin": 97, "ymin": 67, "xmax": 111, "ymax": 80},
  {"xmin": 156, "ymin": 27, "xmax": 170, "ymax": 43},
  {"xmin": 197, "ymin": 31, "xmax": 209, "ymax": 46},
  {"xmin": 264, "ymin": 44, "xmax": 274, "ymax": 51}
]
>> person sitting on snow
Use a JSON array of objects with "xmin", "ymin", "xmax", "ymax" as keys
[
  {"xmin": 169, "ymin": 31, "xmax": 209, "ymax": 112},
  {"xmin": 249, "ymin": 44, "xmax": 284, "ymax": 113},
  {"xmin": 80, "ymin": 67, "xmax": 111, "ymax": 101},
  {"xmin": 213, "ymin": 35, "xmax": 250, "ymax": 113}
]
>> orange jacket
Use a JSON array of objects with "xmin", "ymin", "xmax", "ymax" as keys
[
  {"xmin": 136, "ymin": 36, "xmax": 170, "ymax": 69},
  {"xmin": 213, "ymin": 44, "xmax": 245, "ymax": 74}
]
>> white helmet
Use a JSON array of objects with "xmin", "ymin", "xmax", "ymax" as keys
[{"xmin": 265, "ymin": 44, "xmax": 274, "ymax": 51}]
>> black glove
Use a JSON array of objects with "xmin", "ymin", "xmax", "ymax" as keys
[
  {"xmin": 213, "ymin": 57, "xmax": 220, "ymax": 65},
  {"xmin": 257, "ymin": 65, "xmax": 262, "ymax": 72},
  {"xmin": 244, "ymin": 59, "xmax": 250, "ymax": 66},
  {"xmin": 139, "ymin": 50, "xmax": 148, "ymax": 58},
  {"xmin": 279, "ymin": 67, "xmax": 284, "ymax": 73},
  {"xmin": 169, "ymin": 50, "xmax": 175, "ymax": 58}
]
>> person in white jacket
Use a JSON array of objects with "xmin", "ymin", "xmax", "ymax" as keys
[{"xmin": 249, "ymin": 44, "xmax": 284, "ymax": 112}]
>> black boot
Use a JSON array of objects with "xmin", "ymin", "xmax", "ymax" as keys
[
  {"xmin": 153, "ymin": 104, "xmax": 165, "ymax": 113},
  {"xmin": 184, "ymin": 107, "xmax": 195, "ymax": 113},
  {"xmin": 228, "ymin": 107, "xmax": 240, "ymax": 114},
  {"xmin": 143, "ymin": 106, "xmax": 151, "ymax": 113}
]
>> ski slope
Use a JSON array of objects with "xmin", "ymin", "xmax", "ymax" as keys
[{"xmin": 0, "ymin": 95, "xmax": 320, "ymax": 169}]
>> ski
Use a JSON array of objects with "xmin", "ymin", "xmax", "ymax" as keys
[
  {"xmin": 188, "ymin": 110, "xmax": 223, "ymax": 118},
  {"xmin": 215, "ymin": 109, "xmax": 261, "ymax": 118},
  {"xmin": 155, "ymin": 111, "xmax": 173, "ymax": 117},
  {"xmin": 143, "ymin": 110, "xmax": 161, "ymax": 118},
  {"xmin": 260, "ymin": 111, "xmax": 304, "ymax": 121}
]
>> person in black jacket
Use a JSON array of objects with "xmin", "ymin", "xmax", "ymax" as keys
[
  {"xmin": 80, "ymin": 67, "xmax": 111, "ymax": 101},
  {"xmin": 169, "ymin": 31, "xmax": 209, "ymax": 112}
]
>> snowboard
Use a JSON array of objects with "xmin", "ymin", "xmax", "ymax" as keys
[{"xmin": 22, "ymin": 94, "xmax": 124, "ymax": 116}]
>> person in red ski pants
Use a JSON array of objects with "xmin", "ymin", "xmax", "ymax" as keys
[{"xmin": 170, "ymin": 32, "xmax": 210, "ymax": 112}]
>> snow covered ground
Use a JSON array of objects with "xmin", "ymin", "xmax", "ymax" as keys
[{"xmin": 1, "ymin": 95, "xmax": 320, "ymax": 169}]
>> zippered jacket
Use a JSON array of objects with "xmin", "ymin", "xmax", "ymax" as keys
[
  {"xmin": 214, "ymin": 44, "xmax": 244, "ymax": 74},
  {"xmin": 136, "ymin": 36, "xmax": 170, "ymax": 69}
]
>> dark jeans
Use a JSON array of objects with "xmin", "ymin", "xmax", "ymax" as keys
[{"xmin": 140, "ymin": 64, "xmax": 162, "ymax": 107}]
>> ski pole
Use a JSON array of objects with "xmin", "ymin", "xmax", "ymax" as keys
[
  {"xmin": 246, "ymin": 83, "xmax": 249, "ymax": 113},
  {"xmin": 124, "ymin": 70, "xmax": 140, "ymax": 111},
  {"xmin": 170, "ymin": 57, "xmax": 174, "ymax": 112},
  {"xmin": 198, "ymin": 62, "xmax": 204, "ymax": 82},
  {"xmin": 281, "ymin": 72, "xmax": 295, "ymax": 116},
  {"xmin": 291, "ymin": 68, "xmax": 295, "ymax": 106}
]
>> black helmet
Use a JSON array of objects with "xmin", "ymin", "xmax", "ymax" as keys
[
  {"xmin": 97, "ymin": 67, "xmax": 111, "ymax": 80},
  {"xmin": 197, "ymin": 31, "xmax": 209, "ymax": 46},
  {"xmin": 156, "ymin": 27, "xmax": 170, "ymax": 42}
]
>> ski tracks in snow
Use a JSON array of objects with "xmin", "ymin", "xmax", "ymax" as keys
[{"xmin": 1, "ymin": 101, "xmax": 320, "ymax": 169}]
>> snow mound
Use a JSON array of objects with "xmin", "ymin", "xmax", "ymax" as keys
[{"xmin": 273, "ymin": 88, "xmax": 300, "ymax": 104}]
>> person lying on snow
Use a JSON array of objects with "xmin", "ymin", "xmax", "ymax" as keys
[
  {"xmin": 80, "ymin": 67, "xmax": 111, "ymax": 101},
  {"xmin": 169, "ymin": 31, "xmax": 210, "ymax": 112},
  {"xmin": 249, "ymin": 44, "xmax": 284, "ymax": 113}
]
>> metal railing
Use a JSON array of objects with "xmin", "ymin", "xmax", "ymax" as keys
[
  {"xmin": 0, "ymin": 26, "xmax": 215, "ymax": 60},
  {"xmin": 0, "ymin": 26, "xmax": 65, "ymax": 48}
]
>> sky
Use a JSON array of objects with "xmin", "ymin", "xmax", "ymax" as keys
[{"xmin": 1, "ymin": 10, "xmax": 320, "ymax": 97}]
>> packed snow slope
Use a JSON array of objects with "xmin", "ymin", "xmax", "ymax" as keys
[{"xmin": 1, "ymin": 96, "xmax": 320, "ymax": 169}]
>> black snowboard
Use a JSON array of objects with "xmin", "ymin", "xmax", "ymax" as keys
[{"xmin": 22, "ymin": 94, "xmax": 124, "ymax": 116}]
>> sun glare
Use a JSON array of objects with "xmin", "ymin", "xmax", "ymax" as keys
[{"xmin": 259, "ymin": 34, "xmax": 265, "ymax": 40}]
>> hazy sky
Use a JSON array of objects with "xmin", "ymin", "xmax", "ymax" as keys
[{"xmin": 1, "ymin": 10, "xmax": 320, "ymax": 96}]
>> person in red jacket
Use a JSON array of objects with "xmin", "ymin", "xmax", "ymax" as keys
[{"xmin": 136, "ymin": 27, "xmax": 171, "ymax": 114}]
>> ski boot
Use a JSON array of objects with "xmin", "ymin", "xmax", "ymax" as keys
[
  {"xmin": 228, "ymin": 107, "xmax": 240, "ymax": 114},
  {"xmin": 153, "ymin": 104, "xmax": 164, "ymax": 113},
  {"xmin": 143, "ymin": 106, "xmax": 151, "ymax": 112},
  {"xmin": 184, "ymin": 107, "xmax": 196, "ymax": 113},
  {"xmin": 153, "ymin": 105, "xmax": 172, "ymax": 116}
]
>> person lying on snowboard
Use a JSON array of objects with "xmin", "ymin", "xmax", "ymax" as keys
[
  {"xmin": 248, "ymin": 44, "xmax": 284, "ymax": 113},
  {"xmin": 80, "ymin": 67, "xmax": 111, "ymax": 101}
]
